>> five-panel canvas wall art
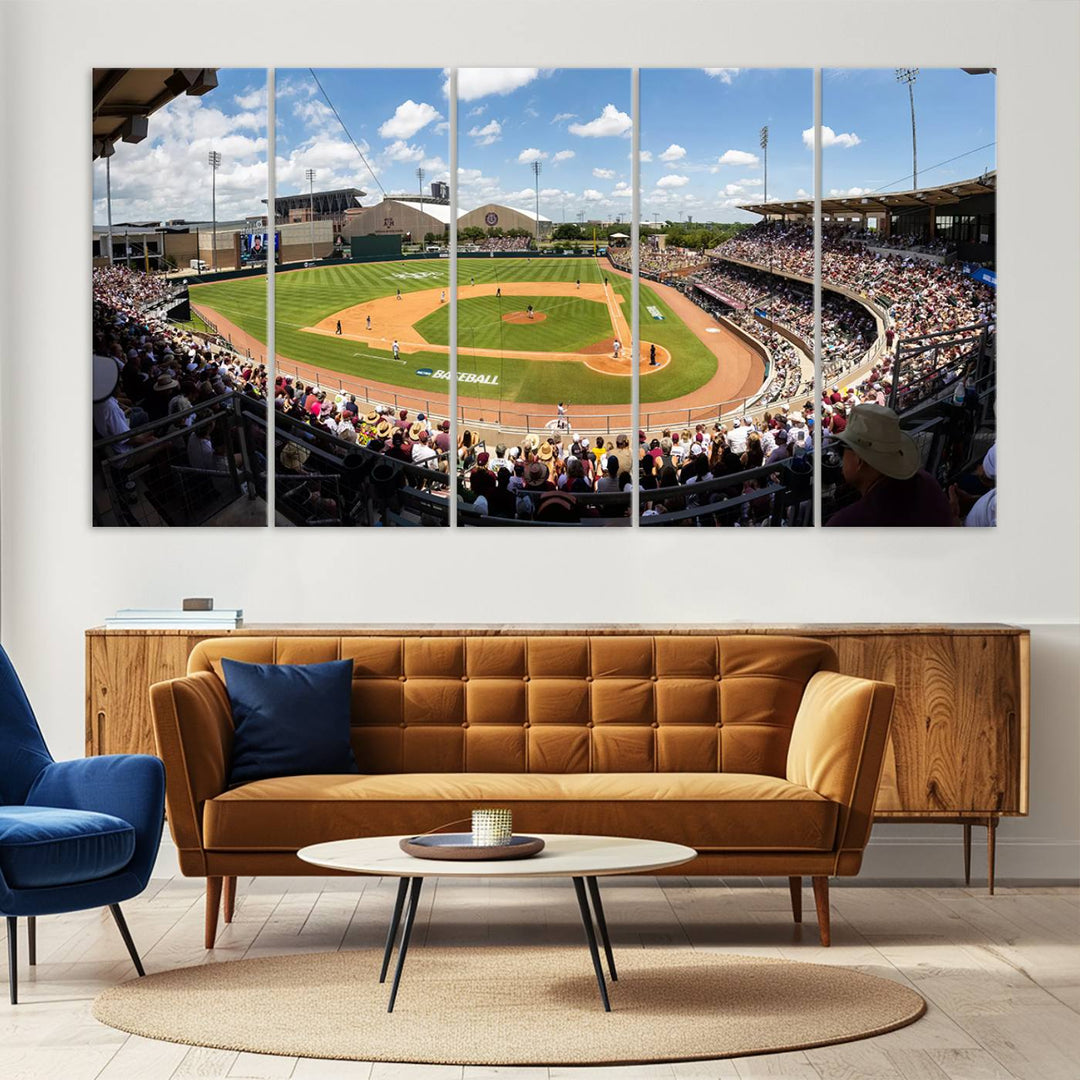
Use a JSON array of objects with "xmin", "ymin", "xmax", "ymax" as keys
[{"xmin": 92, "ymin": 67, "xmax": 997, "ymax": 528}]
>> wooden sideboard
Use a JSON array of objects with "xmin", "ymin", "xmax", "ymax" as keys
[{"xmin": 86, "ymin": 623, "xmax": 1029, "ymax": 890}]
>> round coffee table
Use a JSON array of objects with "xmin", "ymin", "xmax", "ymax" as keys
[{"xmin": 298, "ymin": 833, "xmax": 696, "ymax": 1012}]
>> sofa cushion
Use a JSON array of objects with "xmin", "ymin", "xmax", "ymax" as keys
[
  {"xmin": 0, "ymin": 805, "xmax": 136, "ymax": 888},
  {"xmin": 203, "ymin": 772, "xmax": 838, "ymax": 854},
  {"xmin": 223, "ymin": 657, "xmax": 358, "ymax": 786}
]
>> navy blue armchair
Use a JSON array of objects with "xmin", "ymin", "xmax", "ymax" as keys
[{"xmin": 0, "ymin": 646, "xmax": 165, "ymax": 1003}]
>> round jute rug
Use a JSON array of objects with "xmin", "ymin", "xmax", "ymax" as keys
[{"xmin": 92, "ymin": 948, "xmax": 925, "ymax": 1067}]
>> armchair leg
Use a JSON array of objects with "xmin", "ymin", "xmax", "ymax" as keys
[
  {"xmin": 811, "ymin": 876, "xmax": 831, "ymax": 947},
  {"xmin": 788, "ymin": 877, "xmax": 803, "ymax": 923},
  {"xmin": 6, "ymin": 916, "xmax": 17, "ymax": 1005},
  {"xmin": 108, "ymin": 905, "xmax": 145, "ymax": 978},
  {"xmin": 27, "ymin": 917, "xmax": 36, "ymax": 966},
  {"xmin": 205, "ymin": 877, "xmax": 223, "ymax": 950},
  {"xmin": 223, "ymin": 876, "xmax": 236, "ymax": 924}
]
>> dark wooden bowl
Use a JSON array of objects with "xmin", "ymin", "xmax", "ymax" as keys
[{"xmin": 399, "ymin": 833, "xmax": 546, "ymax": 861}]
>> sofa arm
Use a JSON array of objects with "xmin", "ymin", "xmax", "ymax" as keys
[
  {"xmin": 786, "ymin": 670, "xmax": 896, "ymax": 871},
  {"xmin": 149, "ymin": 671, "xmax": 234, "ymax": 872},
  {"xmin": 25, "ymin": 754, "xmax": 165, "ymax": 888}
]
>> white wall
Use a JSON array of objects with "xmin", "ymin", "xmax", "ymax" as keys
[{"xmin": 1, "ymin": 0, "xmax": 1078, "ymax": 881}]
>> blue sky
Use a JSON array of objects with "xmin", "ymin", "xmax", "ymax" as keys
[
  {"xmin": 822, "ymin": 68, "xmax": 996, "ymax": 197},
  {"xmin": 92, "ymin": 69, "xmax": 267, "ymax": 224},
  {"xmin": 92, "ymin": 67, "xmax": 995, "ymax": 227},
  {"xmin": 456, "ymin": 68, "xmax": 633, "ymax": 223},
  {"xmin": 641, "ymin": 69, "xmax": 812, "ymax": 224}
]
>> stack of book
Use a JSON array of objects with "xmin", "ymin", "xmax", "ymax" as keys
[{"xmin": 104, "ymin": 608, "xmax": 243, "ymax": 630}]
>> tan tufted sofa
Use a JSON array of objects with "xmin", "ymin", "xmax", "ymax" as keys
[{"xmin": 149, "ymin": 632, "xmax": 895, "ymax": 948}]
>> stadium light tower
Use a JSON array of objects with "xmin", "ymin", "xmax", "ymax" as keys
[
  {"xmin": 759, "ymin": 125, "xmax": 769, "ymax": 210},
  {"xmin": 531, "ymin": 159, "xmax": 542, "ymax": 241},
  {"xmin": 416, "ymin": 165, "xmax": 425, "ymax": 201},
  {"xmin": 305, "ymin": 168, "xmax": 316, "ymax": 261},
  {"xmin": 895, "ymin": 68, "xmax": 919, "ymax": 188},
  {"xmin": 208, "ymin": 150, "xmax": 222, "ymax": 270}
]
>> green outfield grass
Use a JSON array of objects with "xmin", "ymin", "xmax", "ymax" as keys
[
  {"xmin": 189, "ymin": 257, "xmax": 721, "ymax": 406},
  {"xmin": 416, "ymin": 294, "xmax": 612, "ymax": 353}
]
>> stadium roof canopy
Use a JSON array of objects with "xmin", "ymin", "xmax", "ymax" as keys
[
  {"xmin": 267, "ymin": 188, "xmax": 366, "ymax": 210},
  {"xmin": 740, "ymin": 172, "xmax": 996, "ymax": 218},
  {"xmin": 392, "ymin": 199, "xmax": 455, "ymax": 225},
  {"xmin": 500, "ymin": 204, "xmax": 552, "ymax": 224},
  {"xmin": 93, "ymin": 69, "xmax": 218, "ymax": 159}
]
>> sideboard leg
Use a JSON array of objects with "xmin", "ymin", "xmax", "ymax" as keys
[
  {"xmin": 788, "ymin": 877, "xmax": 803, "ymax": 923},
  {"xmin": 963, "ymin": 823, "xmax": 972, "ymax": 886},
  {"xmin": 811, "ymin": 876, "xmax": 831, "ymax": 947},
  {"xmin": 987, "ymin": 817, "xmax": 998, "ymax": 896}
]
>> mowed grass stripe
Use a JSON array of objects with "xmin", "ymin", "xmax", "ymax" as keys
[
  {"xmin": 190, "ymin": 258, "xmax": 721, "ymax": 406},
  {"xmin": 417, "ymin": 294, "xmax": 612, "ymax": 352}
]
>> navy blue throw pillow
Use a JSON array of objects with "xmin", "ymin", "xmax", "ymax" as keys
[{"xmin": 222, "ymin": 658, "xmax": 358, "ymax": 786}]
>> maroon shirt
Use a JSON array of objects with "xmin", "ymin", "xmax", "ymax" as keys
[{"xmin": 825, "ymin": 469, "xmax": 953, "ymax": 527}]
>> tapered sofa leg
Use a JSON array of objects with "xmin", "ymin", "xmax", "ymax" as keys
[
  {"xmin": 812, "ymin": 876, "xmax": 831, "ymax": 947},
  {"xmin": 223, "ymin": 876, "xmax": 236, "ymax": 924},
  {"xmin": 27, "ymin": 917, "xmax": 36, "ymax": 966},
  {"xmin": 6, "ymin": 916, "xmax": 17, "ymax": 1005},
  {"xmin": 788, "ymin": 877, "xmax": 803, "ymax": 923},
  {"xmin": 205, "ymin": 877, "xmax": 223, "ymax": 949}
]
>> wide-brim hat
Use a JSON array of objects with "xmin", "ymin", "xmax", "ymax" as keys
[
  {"xmin": 375, "ymin": 420, "xmax": 392, "ymax": 438},
  {"xmin": 409, "ymin": 421, "xmax": 425, "ymax": 440},
  {"xmin": 365, "ymin": 410, "xmax": 379, "ymax": 424},
  {"xmin": 93, "ymin": 354, "xmax": 121, "ymax": 402},
  {"xmin": 538, "ymin": 442, "xmax": 554, "ymax": 461},
  {"xmin": 525, "ymin": 461, "xmax": 548, "ymax": 484},
  {"xmin": 830, "ymin": 403, "xmax": 920, "ymax": 480},
  {"xmin": 280, "ymin": 441, "xmax": 310, "ymax": 470},
  {"xmin": 154, "ymin": 374, "xmax": 179, "ymax": 392}
]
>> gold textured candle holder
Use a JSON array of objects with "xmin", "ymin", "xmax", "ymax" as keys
[{"xmin": 471, "ymin": 808, "xmax": 513, "ymax": 846}]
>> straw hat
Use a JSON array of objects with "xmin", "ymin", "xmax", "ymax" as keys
[
  {"xmin": 280, "ymin": 441, "xmax": 310, "ymax": 470},
  {"xmin": 409, "ymin": 421, "xmax": 425, "ymax": 440},
  {"xmin": 830, "ymin": 404, "xmax": 920, "ymax": 480},
  {"xmin": 538, "ymin": 441, "xmax": 554, "ymax": 462},
  {"xmin": 375, "ymin": 419, "xmax": 392, "ymax": 439}
]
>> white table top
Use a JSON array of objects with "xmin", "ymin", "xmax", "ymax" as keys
[{"xmin": 297, "ymin": 834, "xmax": 697, "ymax": 879}]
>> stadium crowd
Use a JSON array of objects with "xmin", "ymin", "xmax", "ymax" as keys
[
  {"xmin": 608, "ymin": 244, "xmax": 707, "ymax": 280},
  {"xmin": 464, "ymin": 235, "xmax": 532, "ymax": 252}
]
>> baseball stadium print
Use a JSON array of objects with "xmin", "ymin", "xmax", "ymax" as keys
[
  {"xmin": 455, "ymin": 68, "xmax": 634, "ymax": 526},
  {"xmin": 91, "ymin": 67, "xmax": 996, "ymax": 528},
  {"xmin": 92, "ymin": 69, "xmax": 269, "ymax": 527},
  {"xmin": 635, "ymin": 68, "xmax": 814, "ymax": 526}
]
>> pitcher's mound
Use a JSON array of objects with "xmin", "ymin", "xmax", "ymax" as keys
[{"xmin": 503, "ymin": 311, "xmax": 547, "ymax": 324}]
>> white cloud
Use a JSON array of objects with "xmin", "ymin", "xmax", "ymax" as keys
[
  {"xmin": 381, "ymin": 139, "xmax": 425, "ymax": 163},
  {"xmin": 517, "ymin": 147, "xmax": 547, "ymax": 163},
  {"xmin": 592, "ymin": 167, "xmax": 615, "ymax": 179},
  {"xmin": 552, "ymin": 149, "xmax": 575, "ymax": 163},
  {"xmin": 551, "ymin": 112, "xmax": 576, "ymax": 123},
  {"xmin": 379, "ymin": 100, "xmax": 440, "ymax": 140},
  {"xmin": 233, "ymin": 86, "xmax": 266, "ymax": 110},
  {"xmin": 539, "ymin": 187, "xmax": 564, "ymax": 197},
  {"xmin": 703, "ymin": 68, "xmax": 741, "ymax": 83},
  {"xmin": 582, "ymin": 188, "xmax": 604, "ymax": 201},
  {"xmin": 795, "ymin": 188, "xmax": 811, "ymax": 198},
  {"xmin": 717, "ymin": 149, "xmax": 760, "ymax": 167},
  {"xmin": 292, "ymin": 98, "xmax": 337, "ymax": 135},
  {"xmin": 639, "ymin": 149, "xmax": 653, "ymax": 163},
  {"xmin": 569, "ymin": 104, "xmax": 632, "ymax": 138},
  {"xmin": 805, "ymin": 126, "xmax": 862, "ymax": 150},
  {"xmin": 612, "ymin": 182, "xmax": 632, "ymax": 198},
  {"xmin": 468, "ymin": 105, "xmax": 487, "ymax": 117},
  {"xmin": 433, "ymin": 121, "xmax": 449, "ymax": 135},
  {"xmin": 468, "ymin": 119, "xmax": 502, "ymax": 146},
  {"xmin": 828, "ymin": 186, "xmax": 870, "ymax": 197},
  {"xmin": 738, "ymin": 177, "xmax": 763, "ymax": 186},
  {"xmin": 656, "ymin": 174, "xmax": 690, "ymax": 188},
  {"xmin": 452, "ymin": 68, "xmax": 540, "ymax": 102},
  {"xmin": 659, "ymin": 143, "xmax": 686, "ymax": 163}
]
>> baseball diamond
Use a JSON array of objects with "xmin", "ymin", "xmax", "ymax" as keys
[{"xmin": 188, "ymin": 255, "xmax": 768, "ymax": 433}]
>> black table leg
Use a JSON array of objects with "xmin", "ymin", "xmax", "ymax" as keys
[
  {"xmin": 379, "ymin": 877, "xmax": 410, "ymax": 983},
  {"xmin": 109, "ymin": 904, "xmax": 146, "ymax": 977},
  {"xmin": 27, "ymin": 917, "xmax": 36, "ymax": 967},
  {"xmin": 387, "ymin": 877, "xmax": 423, "ymax": 1013},
  {"xmin": 7, "ymin": 916, "xmax": 17, "ymax": 1005},
  {"xmin": 586, "ymin": 877, "xmax": 617, "ymax": 981},
  {"xmin": 572, "ymin": 876, "xmax": 611, "ymax": 1011}
]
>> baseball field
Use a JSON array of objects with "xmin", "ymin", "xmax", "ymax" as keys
[{"xmin": 188, "ymin": 255, "xmax": 765, "ymax": 423}]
